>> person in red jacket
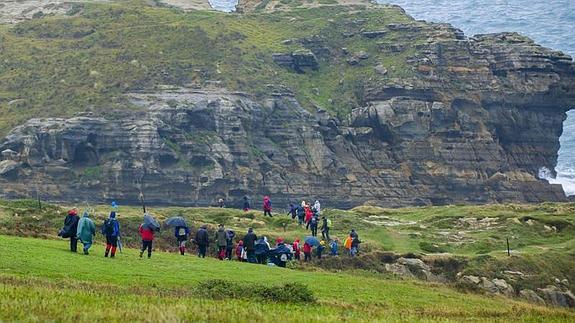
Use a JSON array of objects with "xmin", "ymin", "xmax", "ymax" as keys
[
  {"xmin": 139, "ymin": 223, "xmax": 154, "ymax": 258},
  {"xmin": 235, "ymin": 240, "xmax": 245, "ymax": 261},
  {"xmin": 304, "ymin": 204, "xmax": 313, "ymax": 230},
  {"xmin": 303, "ymin": 242, "xmax": 312, "ymax": 262},
  {"xmin": 292, "ymin": 238, "xmax": 301, "ymax": 261}
]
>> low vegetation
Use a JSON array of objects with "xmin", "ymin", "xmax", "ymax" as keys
[
  {"xmin": 1, "ymin": 234, "xmax": 574, "ymax": 321},
  {"xmin": 0, "ymin": 0, "xmax": 421, "ymax": 135}
]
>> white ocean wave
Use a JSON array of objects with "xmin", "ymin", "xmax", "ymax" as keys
[{"xmin": 539, "ymin": 167, "xmax": 575, "ymax": 196}]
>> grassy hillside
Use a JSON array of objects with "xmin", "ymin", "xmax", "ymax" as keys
[
  {"xmin": 0, "ymin": 199, "xmax": 574, "ymax": 293},
  {"xmin": 0, "ymin": 1, "xmax": 417, "ymax": 135},
  {"xmin": 1, "ymin": 234, "xmax": 574, "ymax": 322}
]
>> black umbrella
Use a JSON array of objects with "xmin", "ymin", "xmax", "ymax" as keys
[
  {"xmin": 143, "ymin": 213, "xmax": 160, "ymax": 231},
  {"xmin": 165, "ymin": 216, "xmax": 187, "ymax": 228}
]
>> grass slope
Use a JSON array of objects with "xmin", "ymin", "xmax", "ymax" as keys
[
  {"xmin": 0, "ymin": 199, "xmax": 574, "ymax": 291},
  {"xmin": 1, "ymin": 234, "xmax": 574, "ymax": 322},
  {"xmin": 0, "ymin": 1, "xmax": 416, "ymax": 135}
]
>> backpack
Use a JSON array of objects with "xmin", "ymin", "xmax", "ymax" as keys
[
  {"xmin": 177, "ymin": 227, "xmax": 187, "ymax": 237},
  {"xmin": 103, "ymin": 219, "xmax": 115, "ymax": 236}
]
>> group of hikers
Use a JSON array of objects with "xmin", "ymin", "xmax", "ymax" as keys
[{"xmin": 58, "ymin": 197, "xmax": 362, "ymax": 266}]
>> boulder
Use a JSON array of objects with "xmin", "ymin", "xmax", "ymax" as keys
[
  {"xmin": 519, "ymin": 289, "xmax": 545, "ymax": 305},
  {"xmin": 492, "ymin": 278, "xmax": 515, "ymax": 297},
  {"xmin": 272, "ymin": 49, "xmax": 318, "ymax": 73},
  {"xmin": 537, "ymin": 286, "xmax": 575, "ymax": 308},
  {"xmin": 460, "ymin": 275, "xmax": 481, "ymax": 285}
]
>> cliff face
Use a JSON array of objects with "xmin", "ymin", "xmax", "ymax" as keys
[{"xmin": 0, "ymin": 7, "xmax": 574, "ymax": 208}]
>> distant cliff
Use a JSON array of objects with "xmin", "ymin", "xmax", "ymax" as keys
[{"xmin": 0, "ymin": 4, "xmax": 573, "ymax": 208}]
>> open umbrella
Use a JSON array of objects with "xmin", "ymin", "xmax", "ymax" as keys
[
  {"xmin": 305, "ymin": 236, "xmax": 320, "ymax": 247},
  {"xmin": 143, "ymin": 213, "xmax": 160, "ymax": 231},
  {"xmin": 165, "ymin": 216, "xmax": 187, "ymax": 228}
]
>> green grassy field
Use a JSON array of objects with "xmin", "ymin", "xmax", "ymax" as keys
[
  {"xmin": 1, "ymin": 234, "xmax": 574, "ymax": 322},
  {"xmin": 0, "ymin": 199, "xmax": 574, "ymax": 293}
]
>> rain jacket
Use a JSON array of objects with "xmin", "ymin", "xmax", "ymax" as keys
[
  {"xmin": 76, "ymin": 213, "xmax": 96, "ymax": 243},
  {"xmin": 304, "ymin": 206, "xmax": 313, "ymax": 223},
  {"xmin": 236, "ymin": 241, "xmax": 244, "ymax": 258},
  {"xmin": 215, "ymin": 227, "xmax": 227, "ymax": 247},
  {"xmin": 292, "ymin": 240, "xmax": 300, "ymax": 253},
  {"xmin": 139, "ymin": 224, "xmax": 154, "ymax": 241},
  {"xmin": 303, "ymin": 242, "xmax": 312, "ymax": 253},
  {"xmin": 344, "ymin": 236, "xmax": 352, "ymax": 250},
  {"xmin": 243, "ymin": 231, "xmax": 258, "ymax": 251},
  {"xmin": 313, "ymin": 201, "xmax": 321, "ymax": 215},
  {"xmin": 195, "ymin": 227, "xmax": 209, "ymax": 246},
  {"xmin": 254, "ymin": 237, "xmax": 270, "ymax": 255},
  {"xmin": 61, "ymin": 211, "xmax": 79, "ymax": 238},
  {"xmin": 263, "ymin": 196, "xmax": 272, "ymax": 212}
]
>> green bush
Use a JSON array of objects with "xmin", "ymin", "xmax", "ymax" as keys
[
  {"xmin": 418, "ymin": 241, "xmax": 446, "ymax": 253},
  {"xmin": 194, "ymin": 279, "xmax": 315, "ymax": 303}
]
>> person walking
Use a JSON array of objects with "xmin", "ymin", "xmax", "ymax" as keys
[
  {"xmin": 351, "ymin": 235, "xmax": 361, "ymax": 257},
  {"xmin": 60, "ymin": 208, "xmax": 80, "ymax": 252},
  {"xmin": 263, "ymin": 196, "xmax": 272, "ymax": 217},
  {"xmin": 243, "ymin": 196, "xmax": 251, "ymax": 212},
  {"xmin": 313, "ymin": 200, "xmax": 321, "ymax": 216},
  {"xmin": 292, "ymin": 238, "xmax": 301, "ymax": 261},
  {"xmin": 195, "ymin": 225, "xmax": 209, "ymax": 258},
  {"xmin": 288, "ymin": 203, "xmax": 297, "ymax": 219},
  {"xmin": 296, "ymin": 204, "xmax": 305, "ymax": 226},
  {"xmin": 225, "ymin": 229, "xmax": 235, "ymax": 260},
  {"xmin": 330, "ymin": 238, "xmax": 339, "ymax": 256},
  {"xmin": 139, "ymin": 222, "xmax": 155, "ymax": 258},
  {"xmin": 321, "ymin": 216, "xmax": 330, "ymax": 241},
  {"xmin": 254, "ymin": 236, "xmax": 271, "ymax": 265},
  {"xmin": 310, "ymin": 215, "xmax": 319, "ymax": 237},
  {"xmin": 304, "ymin": 204, "xmax": 313, "ymax": 229},
  {"xmin": 102, "ymin": 211, "xmax": 120, "ymax": 258},
  {"xmin": 235, "ymin": 240, "xmax": 244, "ymax": 261},
  {"xmin": 242, "ymin": 228, "xmax": 258, "ymax": 263},
  {"xmin": 317, "ymin": 240, "xmax": 326, "ymax": 259},
  {"xmin": 344, "ymin": 234, "xmax": 353, "ymax": 255},
  {"xmin": 76, "ymin": 211, "xmax": 96, "ymax": 255},
  {"xmin": 303, "ymin": 242, "xmax": 312, "ymax": 262},
  {"xmin": 215, "ymin": 224, "xmax": 227, "ymax": 260},
  {"xmin": 175, "ymin": 225, "xmax": 190, "ymax": 255}
]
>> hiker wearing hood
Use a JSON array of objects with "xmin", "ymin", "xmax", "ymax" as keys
[
  {"xmin": 269, "ymin": 239, "xmax": 292, "ymax": 267},
  {"xmin": 313, "ymin": 200, "xmax": 321, "ymax": 216},
  {"xmin": 330, "ymin": 238, "xmax": 339, "ymax": 256},
  {"xmin": 243, "ymin": 196, "xmax": 251, "ymax": 211},
  {"xmin": 76, "ymin": 211, "xmax": 96, "ymax": 255},
  {"xmin": 310, "ymin": 215, "xmax": 319, "ymax": 237},
  {"xmin": 288, "ymin": 203, "xmax": 297, "ymax": 219},
  {"xmin": 242, "ymin": 228, "xmax": 258, "ymax": 263},
  {"xmin": 139, "ymin": 223, "xmax": 155, "ymax": 258},
  {"xmin": 304, "ymin": 204, "xmax": 313, "ymax": 229},
  {"xmin": 60, "ymin": 208, "xmax": 80, "ymax": 252},
  {"xmin": 195, "ymin": 225, "xmax": 209, "ymax": 258},
  {"xmin": 292, "ymin": 239, "xmax": 301, "ymax": 261},
  {"xmin": 225, "ymin": 229, "xmax": 235, "ymax": 260},
  {"xmin": 351, "ymin": 236, "xmax": 361, "ymax": 257},
  {"xmin": 215, "ymin": 224, "xmax": 227, "ymax": 260},
  {"xmin": 102, "ymin": 211, "xmax": 120, "ymax": 258},
  {"xmin": 263, "ymin": 196, "xmax": 272, "ymax": 217},
  {"xmin": 321, "ymin": 216, "xmax": 330, "ymax": 241},
  {"xmin": 303, "ymin": 242, "xmax": 312, "ymax": 262},
  {"xmin": 317, "ymin": 240, "xmax": 326, "ymax": 259},
  {"xmin": 296, "ymin": 204, "xmax": 305, "ymax": 225},
  {"xmin": 236, "ymin": 240, "xmax": 244, "ymax": 261},
  {"xmin": 175, "ymin": 225, "xmax": 190, "ymax": 255},
  {"xmin": 254, "ymin": 236, "xmax": 271, "ymax": 264}
]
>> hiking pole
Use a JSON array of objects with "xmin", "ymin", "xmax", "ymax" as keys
[
  {"xmin": 506, "ymin": 237, "xmax": 510, "ymax": 256},
  {"xmin": 139, "ymin": 191, "xmax": 147, "ymax": 214}
]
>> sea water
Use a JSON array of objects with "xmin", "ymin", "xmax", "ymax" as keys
[{"xmin": 378, "ymin": 0, "xmax": 575, "ymax": 195}]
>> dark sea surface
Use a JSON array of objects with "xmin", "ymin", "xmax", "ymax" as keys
[{"xmin": 379, "ymin": 0, "xmax": 575, "ymax": 195}]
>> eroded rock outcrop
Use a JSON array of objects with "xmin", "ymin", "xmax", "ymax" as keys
[{"xmin": 0, "ymin": 20, "xmax": 574, "ymax": 207}]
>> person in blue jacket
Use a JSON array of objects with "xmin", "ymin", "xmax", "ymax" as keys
[
  {"xmin": 102, "ymin": 211, "xmax": 120, "ymax": 258},
  {"xmin": 296, "ymin": 204, "xmax": 305, "ymax": 226},
  {"xmin": 175, "ymin": 225, "xmax": 190, "ymax": 255}
]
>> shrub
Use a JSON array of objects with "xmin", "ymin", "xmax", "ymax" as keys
[{"xmin": 194, "ymin": 280, "xmax": 315, "ymax": 303}]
